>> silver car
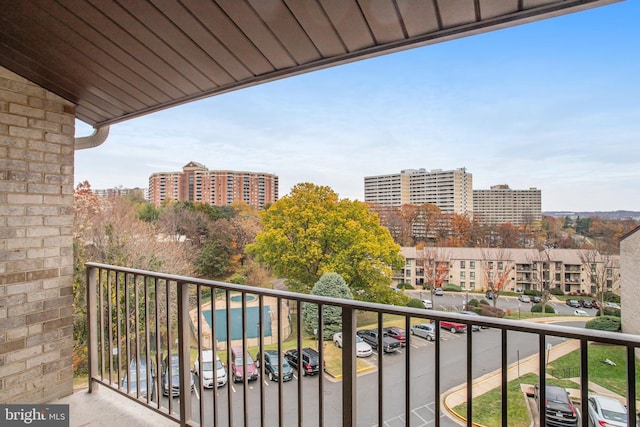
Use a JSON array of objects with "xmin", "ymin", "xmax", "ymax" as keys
[
  {"xmin": 333, "ymin": 332, "xmax": 373, "ymax": 357},
  {"xmin": 587, "ymin": 395, "xmax": 628, "ymax": 427},
  {"xmin": 410, "ymin": 323, "xmax": 436, "ymax": 341}
]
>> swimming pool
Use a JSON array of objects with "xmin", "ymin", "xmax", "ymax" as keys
[{"xmin": 203, "ymin": 306, "xmax": 272, "ymax": 341}]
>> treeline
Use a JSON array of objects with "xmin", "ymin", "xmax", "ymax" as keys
[
  {"xmin": 74, "ymin": 181, "xmax": 271, "ymax": 286},
  {"xmin": 370, "ymin": 203, "xmax": 638, "ymax": 253}
]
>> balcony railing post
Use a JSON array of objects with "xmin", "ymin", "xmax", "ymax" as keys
[
  {"xmin": 177, "ymin": 281, "xmax": 192, "ymax": 426},
  {"xmin": 342, "ymin": 306, "xmax": 356, "ymax": 427},
  {"xmin": 86, "ymin": 265, "xmax": 98, "ymax": 393}
]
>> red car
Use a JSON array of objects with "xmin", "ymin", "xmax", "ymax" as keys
[
  {"xmin": 382, "ymin": 327, "xmax": 407, "ymax": 346},
  {"xmin": 432, "ymin": 319, "xmax": 466, "ymax": 333}
]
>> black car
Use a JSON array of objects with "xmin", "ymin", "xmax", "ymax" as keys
[
  {"xmin": 580, "ymin": 299, "xmax": 594, "ymax": 308},
  {"xmin": 485, "ymin": 291, "xmax": 495, "ymax": 300},
  {"xmin": 257, "ymin": 350, "xmax": 293, "ymax": 382},
  {"xmin": 356, "ymin": 329, "xmax": 400, "ymax": 353},
  {"xmin": 566, "ymin": 299, "xmax": 581, "ymax": 308},
  {"xmin": 534, "ymin": 385, "xmax": 578, "ymax": 427},
  {"xmin": 284, "ymin": 348, "xmax": 321, "ymax": 376},
  {"xmin": 532, "ymin": 295, "xmax": 542, "ymax": 303}
]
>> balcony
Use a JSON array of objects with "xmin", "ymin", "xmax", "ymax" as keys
[{"xmin": 82, "ymin": 263, "xmax": 640, "ymax": 427}]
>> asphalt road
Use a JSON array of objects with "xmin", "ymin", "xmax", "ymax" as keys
[{"xmin": 153, "ymin": 290, "xmax": 588, "ymax": 426}]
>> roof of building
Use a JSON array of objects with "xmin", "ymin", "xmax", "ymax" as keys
[{"xmin": 0, "ymin": 1, "xmax": 618, "ymax": 128}]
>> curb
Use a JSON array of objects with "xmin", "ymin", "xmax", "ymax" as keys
[{"xmin": 442, "ymin": 321, "xmax": 583, "ymax": 426}]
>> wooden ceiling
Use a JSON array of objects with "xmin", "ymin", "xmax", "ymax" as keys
[{"xmin": 0, "ymin": 0, "xmax": 620, "ymax": 128}]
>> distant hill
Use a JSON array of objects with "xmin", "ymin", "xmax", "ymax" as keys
[{"xmin": 544, "ymin": 210, "xmax": 640, "ymax": 220}]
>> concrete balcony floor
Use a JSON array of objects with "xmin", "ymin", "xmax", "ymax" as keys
[{"xmin": 52, "ymin": 385, "xmax": 176, "ymax": 427}]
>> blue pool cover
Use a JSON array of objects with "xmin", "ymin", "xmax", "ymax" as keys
[{"xmin": 203, "ymin": 306, "xmax": 272, "ymax": 341}]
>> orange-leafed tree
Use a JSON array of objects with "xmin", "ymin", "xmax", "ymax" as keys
[
  {"xmin": 421, "ymin": 247, "xmax": 450, "ymax": 293},
  {"xmin": 482, "ymin": 249, "xmax": 513, "ymax": 308}
]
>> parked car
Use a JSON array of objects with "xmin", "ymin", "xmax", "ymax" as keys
[
  {"xmin": 410, "ymin": 323, "xmax": 436, "ymax": 341},
  {"xmin": 230, "ymin": 346, "xmax": 259, "ymax": 383},
  {"xmin": 605, "ymin": 302, "xmax": 621, "ymax": 310},
  {"xmin": 566, "ymin": 299, "xmax": 581, "ymax": 308},
  {"xmin": 580, "ymin": 299, "xmax": 594, "ymax": 309},
  {"xmin": 433, "ymin": 288, "xmax": 444, "ymax": 296},
  {"xmin": 256, "ymin": 350, "xmax": 293, "ymax": 382},
  {"xmin": 485, "ymin": 291, "xmax": 495, "ymax": 300},
  {"xmin": 518, "ymin": 295, "xmax": 531, "ymax": 303},
  {"xmin": 574, "ymin": 309, "xmax": 589, "ymax": 317},
  {"xmin": 591, "ymin": 300, "xmax": 601, "ymax": 310},
  {"xmin": 422, "ymin": 299, "xmax": 433, "ymax": 309},
  {"xmin": 587, "ymin": 395, "xmax": 628, "ymax": 427},
  {"xmin": 382, "ymin": 327, "xmax": 407, "ymax": 346},
  {"xmin": 531, "ymin": 295, "xmax": 542, "ymax": 303},
  {"xmin": 162, "ymin": 354, "xmax": 195, "ymax": 397},
  {"xmin": 356, "ymin": 329, "xmax": 400, "ymax": 353},
  {"xmin": 458, "ymin": 311, "xmax": 485, "ymax": 331},
  {"xmin": 534, "ymin": 385, "xmax": 578, "ymax": 427},
  {"xmin": 194, "ymin": 350, "xmax": 227, "ymax": 388},
  {"xmin": 332, "ymin": 332, "xmax": 373, "ymax": 358},
  {"xmin": 432, "ymin": 319, "xmax": 466, "ymax": 334},
  {"xmin": 122, "ymin": 357, "xmax": 156, "ymax": 400},
  {"xmin": 284, "ymin": 348, "xmax": 322, "ymax": 376}
]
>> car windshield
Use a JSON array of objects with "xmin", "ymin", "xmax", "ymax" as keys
[
  {"xmin": 202, "ymin": 361, "xmax": 213, "ymax": 371},
  {"xmin": 234, "ymin": 354, "xmax": 254, "ymax": 365},
  {"xmin": 602, "ymin": 409, "xmax": 626, "ymax": 421},
  {"xmin": 355, "ymin": 335, "xmax": 363, "ymax": 343},
  {"xmin": 217, "ymin": 360, "xmax": 224, "ymax": 370}
]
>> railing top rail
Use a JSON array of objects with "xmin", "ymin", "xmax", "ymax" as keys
[{"xmin": 86, "ymin": 262, "xmax": 640, "ymax": 347}]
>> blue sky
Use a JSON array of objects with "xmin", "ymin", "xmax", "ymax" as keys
[{"xmin": 75, "ymin": 1, "xmax": 640, "ymax": 212}]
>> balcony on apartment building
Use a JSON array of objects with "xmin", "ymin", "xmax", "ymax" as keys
[{"xmin": 66, "ymin": 263, "xmax": 640, "ymax": 427}]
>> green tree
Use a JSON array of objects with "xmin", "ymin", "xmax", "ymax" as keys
[
  {"xmin": 246, "ymin": 183, "xmax": 404, "ymax": 302},
  {"xmin": 302, "ymin": 273, "xmax": 353, "ymax": 338}
]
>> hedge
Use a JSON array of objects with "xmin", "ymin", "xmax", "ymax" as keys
[
  {"xmin": 443, "ymin": 284, "xmax": 461, "ymax": 292},
  {"xmin": 406, "ymin": 298, "xmax": 425, "ymax": 309},
  {"xmin": 586, "ymin": 316, "xmax": 621, "ymax": 332},
  {"xmin": 396, "ymin": 283, "xmax": 415, "ymax": 290},
  {"xmin": 550, "ymin": 288, "xmax": 565, "ymax": 296},
  {"xmin": 531, "ymin": 303, "xmax": 555, "ymax": 313},
  {"xmin": 596, "ymin": 307, "xmax": 621, "ymax": 317}
]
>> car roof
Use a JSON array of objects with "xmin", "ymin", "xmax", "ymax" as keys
[
  {"xmin": 592, "ymin": 395, "xmax": 626, "ymax": 411},
  {"xmin": 545, "ymin": 385, "xmax": 570, "ymax": 401}
]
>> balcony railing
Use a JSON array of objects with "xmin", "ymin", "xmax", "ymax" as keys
[{"xmin": 86, "ymin": 263, "xmax": 640, "ymax": 427}]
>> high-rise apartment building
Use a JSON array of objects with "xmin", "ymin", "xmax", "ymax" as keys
[
  {"xmin": 364, "ymin": 172, "xmax": 410, "ymax": 207},
  {"xmin": 473, "ymin": 184, "xmax": 541, "ymax": 225},
  {"xmin": 148, "ymin": 161, "xmax": 278, "ymax": 209},
  {"xmin": 365, "ymin": 168, "xmax": 473, "ymax": 215}
]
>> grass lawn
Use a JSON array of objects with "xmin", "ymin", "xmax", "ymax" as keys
[
  {"xmin": 453, "ymin": 373, "xmax": 581, "ymax": 427},
  {"xmin": 548, "ymin": 343, "xmax": 640, "ymax": 397},
  {"xmin": 452, "ymin": 343, "xmax": 639, "ymax": 426}
]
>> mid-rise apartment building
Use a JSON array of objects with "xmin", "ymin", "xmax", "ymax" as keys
[
  {"xmin": 365, "ymin": 168, "xmax": 472, "ymax": 215},
  {"xmin": 148, "ymin": 161, "xmax": 278, "ymax": 209},
  {"xmin": 395, "ymin": 247, "xmax": 620, "ymax": 296},
  {"xmin": 473, "ymin": 184, "xmax": 542, "ymax": 225}
]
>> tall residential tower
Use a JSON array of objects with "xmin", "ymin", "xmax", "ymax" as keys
[
  {"xmin": 365, "ymin": 168, "xmax": 473, "ymax": 215},
  {"xmin": 148, "ymin": 161, "xmax": 278, "ymax": 209}
]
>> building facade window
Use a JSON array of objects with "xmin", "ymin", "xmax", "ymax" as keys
[
  {"xmin": 470, "ymin": 261, "xmax": 475, "ymax": 269},
  {"xmin": 460, "ymin": 271, "xmax": 466, "ymax": 280},
  {"xmin": 470, "ymin": 272, "xmax": 475, "ymax": 280},
  {"xmin": 460, "ymin": 260, "xmax": 465, "ymax": 269}
]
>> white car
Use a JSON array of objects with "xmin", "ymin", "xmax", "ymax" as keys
[
  {"xmin": 332, "ymin": 332, "xmax": 373, "ymax": 357},
  {"xmin": 587, "ymin": 395, "xmax": 628, "ymax": 427},
  {"xmin": 194, "ymin": 350, "xmax": 227, "ymax": 388},
  {"xmin": 574, "ymin": 309, "xmax": 589, "ymax": 317},
  {"xmin": 410, "ymin": 323, "xmax": 436, "ymax": 341},
  {"xmin": 422, "ymin": 299, "xmax": 433, "ymax": 309}
]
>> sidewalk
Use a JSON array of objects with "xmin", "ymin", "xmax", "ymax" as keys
[{"xmin": 442, "ymin": 317, "xmax": 585, "ymax": 425}]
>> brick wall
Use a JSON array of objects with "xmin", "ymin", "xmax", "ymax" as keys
[
  {"xmin": 0, "ymin": 66, "xmax": 75, "ymax": 403},
  {"xmin": 620, "ymin": 227, "xmax": 640, "ymax": 337}
]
